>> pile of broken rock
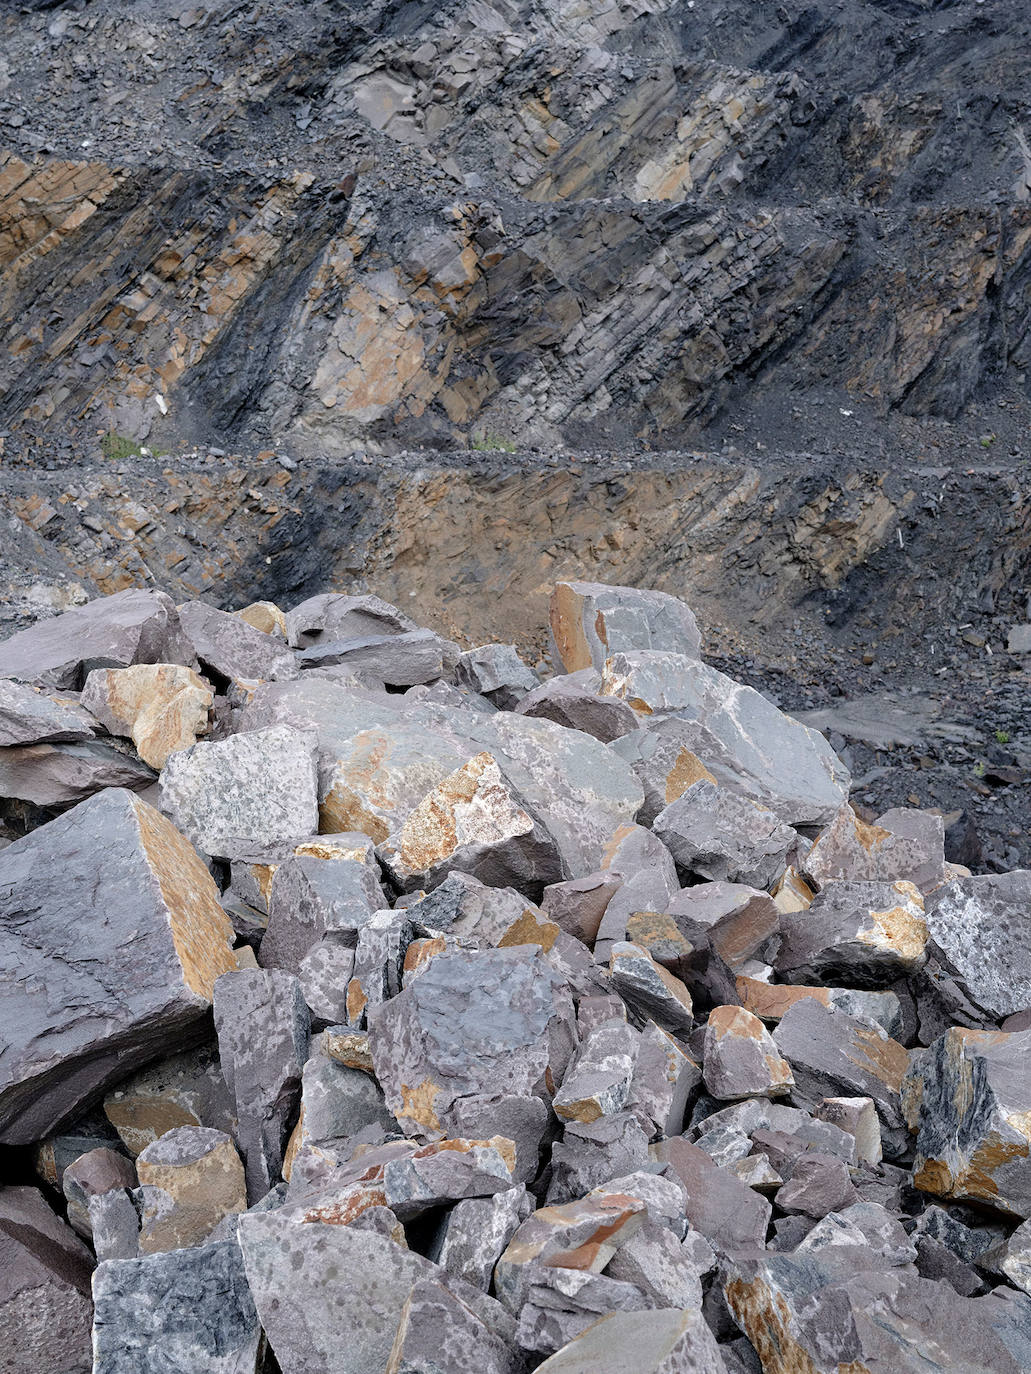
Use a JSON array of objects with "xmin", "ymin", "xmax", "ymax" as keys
[{"xmin": 2, "ymin": 579, "xmax": 1031, "ymax": 1374}]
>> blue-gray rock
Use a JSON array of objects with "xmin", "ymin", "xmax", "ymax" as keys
[
  {"xmin": 297, "ymin": 629, "xmax": 444, "ymax": 685},
  {"xmin": 923, "ymin": 871, "xmax": 1031, "ymax": 1017},
  {"xmin": 0, "ymin": 678, "xmax": 95, "ymax": 745},
  {"xmin": 285, "ymin": 592, "xmax": 419, "ymax": 649},
  {"xmin": 653, "ymin": 780, "xmax": 796, "ymax": 889},
  {"xmin": 0, "ymin": 789, "xmax": 237, "ymax": 1144},
  {"xmin": 455, "ymin": 643, "xmax": 540, "ymax": 708},
  {"xmin": 91, "ymin": 1239, "xmax": 260, "ymax": 1373},
  {"xmin": 178, "ymin": 599, "xmax": 298, "ymax": 684},
  {"xmin": 0, "ymin": 737, "xmax": 155, "ymax": 804},
  {"xmin": 532, "ymin": 1308, "xmax": 728, "ymax": 1374},
  {"xmin": 550, "ymin": 581, "xmax": 702, "ymax": 673}
]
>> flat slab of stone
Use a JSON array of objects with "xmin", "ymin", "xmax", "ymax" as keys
[
  {"xmin": 532, "ymin": 1307, "xmax": 727, "ymax": 1374},
  {"xmin": 0, "ymin": 789, "xmax": 237, "ymax": 1144},
  {"xmin": 0, "ymin": 678, "xmax": 94, "ymax": 746}
]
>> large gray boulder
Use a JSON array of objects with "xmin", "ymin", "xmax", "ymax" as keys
[
  {"xmin": 0, "ymin": 588, "xmax": 196, "ymax": 689},
  {"xmin": 533, "ymin": 1308, "xmax": 727, "ymax": 1374},
  {"xmin": 0, "ymin": 789, "xmax": 238, "ymax": 1144},
  {"xmin": 285, "ymin": 592, "xmax": 419, "ymax": 649},
  {"xmin": 606, "ymin": 652, "xmax": 849, "ymax": 826},
  {"xmin": 923, "ymin": 872, "xmax": 1031, "ymax": 1017},
  {"xmin": 91, "ymin": 1239, "xmax": 261, "ymax": 1373},
  {"xmin": 0, "ymin": 738, "xmax": 155, "ymax": 805},
  {"xmin": 653, "ymin": 780, "xmax": 796, "ymax": 889},
  {"xmin": 0, "ymin": 679, "xmax": 94, "ymax": 746},
  {"xmin": 177, "ymin": 599, "xmax": 298, "ymax": 684},
  {"xmin": 298, "ymin": 629, "xmax": 444, "ymax": 686},
  {"xmin": 160, "ymin": 725, "xmax": 320, "ymax": 859},
  {"xmin": 549, "ymin": 581, "xmax": 702, "ymax": 673}
]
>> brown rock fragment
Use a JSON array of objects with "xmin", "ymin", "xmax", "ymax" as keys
[{"xmin": 81, "ymin": 662, "xmax": 212, "ymax": 768}]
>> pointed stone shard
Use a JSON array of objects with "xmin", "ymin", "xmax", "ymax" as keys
[
  {"xmin": 178, "ymin": 599, "xmax": 297, "ymax": 684},
  {"xmin": 369, "ymin": 947, "xmax": 576, "ymax": 1139},
  {"xmin": 213, "ymin": 969, "xmax": 310, "ymax": 1199},
  {"xmin": 160, "ymin": 724, "xmax": 320, "ymax": 859},
  {"xmin": 378, "ymin": 751, "xmax": 563, "ymax": 894},
  {"xmin": 436, "ymin": 1186, "xmax": 533, "ymax": 1291},
  {"xmin": 0, "ymin": 588, "xmax": 196, "ymax": 690},
  {"xmin": 775, "ymin": 879, "xmax": 928, "ymax": 986},
  {"xmin": 135, "ymin": 1126, "xmax": 246, "ymax": 1253},
  {"xmin": 604, "ymin": 651, "xmax": 849, "ymax": 825},
  {"xmin": 610, "ymin": 942, "xmax": 694, "ymax": 1034},
  {"xmin": 0, "ymin": 1186, "xmax": 94, "ymax": 1374},
  {"xmin": 0, "ymin": 789, "xmax": 237, "ymax": 1144},
  {"xmin": 923, "ymin": 872, "xmax": 1031, "ymax": 1017},
  {"xmin": 82, "ymin": 662, "xmax": 213, "ymax": 768},
  {"xmin": 803, "ymin": 804, "xmax": 946, "ymax": 895},
  {"xmin": 455, "ymin": 643, "xmax": 540, "ymax": 708},
  {"xmin": 515, "ymin": 669, "xmax": 639, "ymax": 743},
  {"xmin": 91, "ymin": 1240, "xmax": 261, "ymax": 1374},
  {"xmin": 550, "ymin": 581, "xmax": 701, "ymax": 673},
  {"xmin": 912, "ymin": 1026, "xmax": 1031, "ymax": 1218},
  {"xmin": 653, "ymin": 781, "xmax": 796, "ymax": 889},
  {"xmin": 703, "ymin": 1005, "xmax": 793, "ymax": 1101}
]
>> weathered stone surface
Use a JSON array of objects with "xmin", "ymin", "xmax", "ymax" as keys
[
  {"xmin": 178, "ymin": 599, "xmax": 297, "ymax": 683},
  {"xmin": 160, "ymin": 724, "xmax": 320, "ymax": 859},
  {"xmin": 533, "ymin": 1306, "xmax": 727, "ymax": 1373},
  {"xmin": 91, "ymin": 1239, "xmax": 261, "ymax": 1373},
  {"xmin": 775, "ymin": 1153, "xmax": 859, "ymax": 1217},
  {"xmin": 515, "ymin": 669, "xmax": 639, "ymax": 743},
  {"xmin": 605, "ymin": 1220, "xmax": 706, "ymax": 1309},
  {"xmin": 0, "ymin": 737, "xmax": 155, "ymax": 804},
  {"xmin": 436, "ymin": 1185, "xmax": 533, "ymax": 1291},
  {"xmin": 548, "ymin": 1110, "xmax": 652, "ymax": 1203},
  {"xmin": 912, "ymin": 1027, "xmax": 1031, "ymax": 1217},
  {"xmin": 261, "ymin": 854, "xmax": 381, "ymax": 972},
  {"xmin": 773, "ymin": 999, "xmax": 910, "ymax": 1154},
  {"xmin": 0, "ymin": 678, "xmax": 94, "ymax": 746},
  {"xmin": 135, "ymin": 1126, "xmax": 246, "ymax": 1252},
  {"xmin": 235, "ymin": 601, "xmax": 287, "ymax": 638},
  {"xmin": 0, "ymin": 588, "xmax": 196, "ymax": 690},
  {"xmin": 775, "ymin": 879, "xmax": 928, "ymax": 987},
  {"xmin": 299, "ymin": 629, "xmax": 444, "ymax": 686},
  {"xmin": 455, "ymin": 643, "xmax": 540, "ymax": 707},
  {"xmin": 282, "ymin": 1037, "xmax": 394, "ymax": 1178},
  {"xmin": 0, "ymin": 789, "xmax": 237, "ymax": 1144},
  {"xmin": 629, "ymin": 1021, "xmax": 701, "ymax": 1139},
  {"xmin": 213, "ymin": 969, "xmax": 310, "ymax": 1198},
  {"xmin": 736, "ymin": 976, "xmax": 903, "ymax": 1036},
  {"xmin": 541, "ymin": 871, "xmax": 623, "ymax": 946},
  {"xmin": 924, "ymin": 872, "xmax": 1031, "ymax": 1017},
  {"xmin": 82, "ymin": 662, "xmax": 213, "ymax": 768},
  {"xmin": 0, "ymin": 1186, "xmax": 94, "ymax": 1374},
  {"xmin": 815, "ymin": 1097, "xmax": 883, "ymax": 1166},
  {"xmin": 387, "ymin": 1278, "xmax": 522, "ymax": 1374},
  {"xmin": 653, "ymin": 1137, "xmax": 772, "ymax": 1252},
  {"xmin": 667, "ymin": 882, "xmax": 780, "ymax": 972},
  {"xmin": 553, "ymin": 1018, "xmax": 639, "ymax": 1124},
  {"xmin": 703, "ymin": 1005, "xmax": 793, "ymax": 1100},
  {"xmin": 515, "ymin": 1267, "xmax": 652, "ymax": 1357},
  {"xmin": 286, "ymin": 592, "xmax": 419, "ymax": 650},
  {"xmin": 653, "ymin": 781, "xmax": 796, "ymax": 889},
  {"xmin": 369, "ymin": 947, "xmax": 576, "ymax": 1139},
  {"xmin": 802, "ymin": 804, "xmax": 946, "ymax": 895},
  {"xmin": 550, "ymin": 581, "xmax": 701, "ymax": 673},
  {"xmin": 605, "ymin": 653, "xmax": 849, "ymax": 825},
  {"xmin": 62, "ymin": 1146, "xmax": 136, "ymax": 1238},
  {"xmin": 103, "ymin": 1042, "xmax": 236, "ymax": 1157},
  {"xmin": 88, "ymin": 1188, "xmax": 143, "ymax": 1263},
  {"xmin": 378, "ymin": 750, "xmax": 563, "ymax": 894},
  {"xmin": 610, "ymin": 942, "xmax": 694, "ymax": 1034},
  {"xmin": 239, "ymin": 1211, "xmax": 510, "ymax": 1374}
]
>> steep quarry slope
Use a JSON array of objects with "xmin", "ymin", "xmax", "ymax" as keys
[{"xmin": 2, "ymin": 0, "xmax": 1031, "ymax": 453}]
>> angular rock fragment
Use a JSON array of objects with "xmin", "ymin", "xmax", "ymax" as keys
[
  {"xmin": 0, "ymin": 588, "xmax": 195, "ymax": 690},
  {"xmin": 0, "ymin": 1186, "xmax": 94, "ymax": 1374},
  {"xmin": 773, "ymin": 999, "xmax": 910, "ymax": 1154},
  {"xmin": 604, "ymin": 652, "xmax": 849, "ymax": 825},
  {"xmin": 515, "ymin": 669, "xmax": 639, "ymax": 742},
  {"xmin": 736, "ymin": 977, "xmax": 903, "ymax": 1036},
  {"xmin": 369, "ymin": 947, "xmax": 575, "ymax": 1139},
  {"xmin": 387, "ymin": 1278, "xmax": 522, "ymax": 1374},
  {"xmin": 605, "ymin": 1221, "xmax": 706, "ymax": 1308},
  {"xmin": 261, "ymin": 853, "xmax": 380, "ymax": 964},
  {"xmin": 653, "ymin": 1137, "xmax": 772, "ymax": 1252},
  {"xmin": 286, "ymin": 592, "xmax": 419, "ymax": 649},
  {"xmin": 89, "ymin": 1188, "xmax": 143, "ymax": 1263},
  {"xmin": 815, "ymin": 1097, "xmax": 883, "ymax": 1166},
  {"xmin": 610, "ymin": 942, "xmax": 694, "ymax": 1034},
  {"xmin": 923, "ymin": 872, "xmax": 1031, "ymax": 1017},
  {"xmin": 103, "ymin": 1043, "xmax": 236, "ymax": 1157},
  {"xmin": 532, "ymin": 1308, "xmax": 727, "ymax": 1374},
  {"xmin": 178, "ymin": 599, "xmax": 297, "ymax": 684},
  {"xmin": 235, "ymin": 600, "xmax": 287, "ymax": 637},
  {"xmin": 653, "ymin": 781, "xmax": 796, "ymax": 889},
  {"xmin": 775, "ymin": 879, "xmax": 928, "ymax": 986},
  {"xmin": 0, "ymin": 678, "xmax": 94, "ymax": 745},
  {"xmin": 82, "ymin": 662, "xmax": 213, "ymax": 767},
  {"xmin": 550, "ymin": 580, "xmax": 701, "ymax": 672},
  {"xmin": 436, "ymin": 1186, "xmax": 533, "ymax": 1291},
  {"xmin": 548, "ymin": 1110, "xmax": 652, "ymax": 1202},
  {"xmin": 668, "ymin": 882, "xmax": 780, "ymax": 972},
  {"xmin": 299, "ymin": 629, "xmax": 444, "ymax": 686},
  {"xmin": 703, "ymin": 1005, "xmax": 793, "ymax": 1100},
  {"xmin": 160, "ymin": 724, "xmax": 319, "ymax": 858},
  {"xmin": 62, "ymin": 1146, "xmax": 136, "ymax": 1238},
  {"xmin": 135, "ymin": 1126, "xmax": 246, "ymax": 1252},
  {"xmin": 213, "ymin": 969, "xmax": 310, "ymax": 1198},
  {"xmin": 912, "ymin": 1026, "xmax": 1031, "ymax": 1217},
  {"xmin": 802, "ymin": 803, "xmax": 946, "ymax": 895},
  {"xmin": 553, "ymin": 1018, "xmax": 639, "ymax": 1124},
  {"xmin": 0, "ymin": 789, "xmax": 237, "ymax": 1144},
  {"xmin": 455, "ymin": 643, "xmax": 540, "ymax": 707},
  {"xmin": 516, "ymin": 1267, "xmax": 650, "ymax": 1355},
  {"xmin": 91, "ymin": 1240, "xmax": 260, "ymax": 1373},
  {"xmin": 541, "ymin": 870, "xmax": 623, "ymax": 945},
  {"xmin": 775, "ymin": 1153, "xmax": 859, "ymax": 1217},
  {"xmin": 0, "ymin": 737, "xmax": 156, "ymax": 804},
  {"xmin": 282, "ymin": 1038, "xmax": 394, "ymax": 1179},
  {"xmin": 628, "ymin": 1021, "xmax": 701, "ymax": 1138},
  {"xmin": 378, "ymin": 750, "xmax": 563, "ymax": 894}
]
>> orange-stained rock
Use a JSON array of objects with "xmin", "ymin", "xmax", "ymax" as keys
[
  {"xmin": 81, "ymin": 662, "xmax": 212, "ymax": 768},
  {"xmin": 136, "ymin": 1125, "xmax": 246, "ymax": 1253},
  {"xmin": 234, "ymin": 600, "xmax": 288, "ymax": 637}
]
